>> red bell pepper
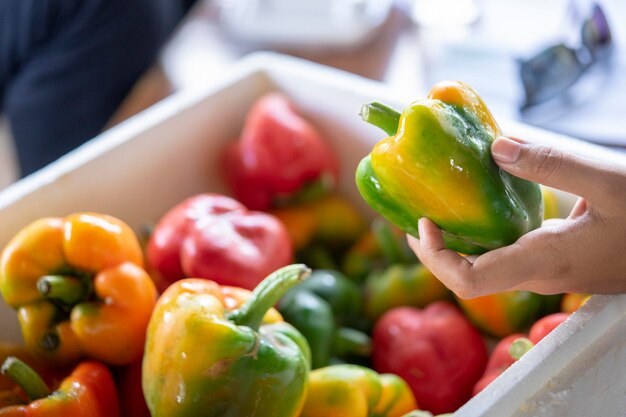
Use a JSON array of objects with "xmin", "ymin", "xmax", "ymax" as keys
[
  {"xmin": 372, "ymin": 301, "xmax": 488, "ymax": 415},
  {"xmin": 0, "ymin": 357, "xmax": 119, "ymax": 416},
  {"xmin": 147, "ymin": 193, "xmax": 293, "ymax": 292},
  {"xmin": 473, "ymin": 312, "xmax": 570, "ymax": 395},
  {"xmin": 115, "ymin": 359, "xmax": 150, "ymax": 417},
  {"xmin": 223, "ymin": 93, "xmax": 339, "ymax": 210},
  {"xmin": 509, "ymin": 312, "xmax": 570, "ymax": 361},
  {"xmin": 528, "ymin": 312, "xmax": 570, "ymax": 345},
  {"xmin": 472, "ymin": 333, "xmax": 524, "ymax": 395}
]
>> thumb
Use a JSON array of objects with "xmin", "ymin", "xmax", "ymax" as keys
[{"xmin": 491, "ymin": 136, "xmax": 615, "ymax": 203}]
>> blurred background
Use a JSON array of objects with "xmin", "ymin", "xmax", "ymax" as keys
[{"xmin": 1, "ymin": 0, "xmax": 624, "ymax": 189}]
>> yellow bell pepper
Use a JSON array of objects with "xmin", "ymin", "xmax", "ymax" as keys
[{"xmin": 300, "ymin": 364, "xmax": 417, "ymax": 417}]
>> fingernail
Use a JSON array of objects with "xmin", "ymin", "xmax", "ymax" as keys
[
  {"xmin": 418, "ymin": 218, "xmax": 427, "ymax": 237},
  {"xmin": 492, "ymin": 137, "xmax": 521, "ymax": 163}
]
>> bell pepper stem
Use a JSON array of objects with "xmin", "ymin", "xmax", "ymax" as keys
[
  {"xmin": 40, "ymin": 332, "xmax": 61, "ymax": 352},
  {"xmin": 274, "ymin": 173, "xmax": 335, "ymax": 206},
  {"xmin": 333, "ymin": 327, "xmax": 372, "ymax": 357},
  {"xmin": 1, "ymin": 356, "xmax": 51, "ymax": 401},
  {"xmin": 509, "ymin": 337, "xmax": 535, "ymax": 360},
  {"xmin": 360, "ymin": 102, "xmax": 401, "ymax": 137},
  {"xmin": 37, "ymin": 275, "xmax": 88, "ymax": 305},
  {"xmin": 229, "ymin": 264, "xmax": 311, "ymax": 331}
]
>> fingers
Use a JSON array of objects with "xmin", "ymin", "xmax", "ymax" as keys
[
  {"xmin": 409, "ymin": 218, "xmax": 509, "ymax": 298},
  {"xmin": 411, "ymin": 218, "xmax": 474, "ymax": 288},
  {"xmin": 568, "ymin": 197, "xmax": 587, "ymax": 220},
  {"xmin": 491, "ymin": 137, "xmax": 620, "ymax": 205},
  {"xmin": 409, "ymin": 218, "xmax": 567, "ymax": 298}
]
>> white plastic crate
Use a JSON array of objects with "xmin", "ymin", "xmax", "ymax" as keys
[{"xmin": 0, "ymin": 53, "xmax": 625, "ymax": 416}]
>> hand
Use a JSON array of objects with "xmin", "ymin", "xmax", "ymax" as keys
[{"xmin": 408, "ymin": 136, "xmax": 626, "ymax": 299}]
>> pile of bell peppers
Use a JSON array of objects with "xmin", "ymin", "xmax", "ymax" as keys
[{"xmin": 0, "ymin": 83, "xmax": 578, "ymax": 416}]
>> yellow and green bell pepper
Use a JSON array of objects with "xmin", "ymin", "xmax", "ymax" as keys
[
  {"xmin": 143, "ymin": 264, "xmax": 312, "ymax": 417},
  {"xmin": 356, "ymin": 81, "xmax": 543, "ymax": 254},
  {"xmin": 300, "ymin": 364, "xmax": 417, "ymax": 417}
]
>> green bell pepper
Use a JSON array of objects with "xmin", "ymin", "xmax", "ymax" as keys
[
  {"xmin": 342, "ymin": 218, "xmax": 417, "ymax": 283},
  {"xmin": 356, "ymin": 81, "xmax": 543, "ymax": 254},
  {"xmin": 277, "ymin": 270, "xmax": 371, "ymax": 369},
  {"xmin": 142, "ymin": 264, "xmax": 312, "ymax": 417},
  {"xmin": 364, "ymin": 263, "xmax": 451, "ymax": 321}
]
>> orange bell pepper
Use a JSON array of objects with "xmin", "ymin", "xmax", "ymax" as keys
[
  {"xmin": 456, "ymin": 291, "xmax": 545, "ymax": 338},
  {"xmin": 0, "ymin": 213, "xmax": 157, "ymax": 366},
  {"xmin": 561, "ymin": 293, "xmax": 591, "ymax": 313}
]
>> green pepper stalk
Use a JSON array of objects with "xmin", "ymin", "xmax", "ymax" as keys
[
  {"xmin": 1, "ymin": 357, "xmax": 51, "ymax": 401},
  {"xmin": 0, "ymin": 357, "xmax": 120, "ymax": 416},
  {"xmin": 36, "ymin": 275, "xmax": 91, "ymax": 306}
]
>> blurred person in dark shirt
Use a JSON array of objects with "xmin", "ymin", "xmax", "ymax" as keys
[{"xmin": 0, "ymin": 0, "xmax": 196, "ymax": 176}]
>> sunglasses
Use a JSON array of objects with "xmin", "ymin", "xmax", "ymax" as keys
[{"xmin": 518, "ymin": 3, "xmax": 613, "ymax": 110}]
